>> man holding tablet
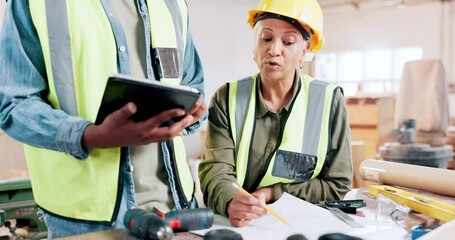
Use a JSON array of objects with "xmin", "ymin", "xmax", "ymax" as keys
[
  {"xmin": 95, "ymin": 74, "xmax": 202, "ymax": 127},
  {"xmin": 0, "ymin": 0, "xmax": 207, "ymax": 238}
]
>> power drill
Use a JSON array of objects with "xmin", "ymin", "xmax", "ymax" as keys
[
  {"xmin": 155, "ymin": 208, "xmax": 214, "ymax": 232},
  {"xmin": 124, "ymin": 208, "xmax": 173, "ymax": 240},
  {"xmin": 124, "ymin": 208, "xmax": 214, "ymax": 239}
]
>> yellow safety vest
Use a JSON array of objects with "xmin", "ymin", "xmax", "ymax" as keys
[
  {"xmin": 26, "ymin": 0, "xmax": 194, "ymax": 222},
  {"xmin": 228, "ymin": 74, "xmax": 337, "ymax": 188}
]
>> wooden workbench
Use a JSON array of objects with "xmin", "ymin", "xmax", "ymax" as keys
[{"xmin": 55, "ymin": 229, "xmax": 202, "ymax": 240}]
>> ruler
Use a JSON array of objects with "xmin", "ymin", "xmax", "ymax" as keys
[
  {"xmin": 369, "ymin": 185, "xmax": 455, "ymax": 222},
  {"xmin": 327, "ymin": 207, "xmax": 364, "ymax": 228}
]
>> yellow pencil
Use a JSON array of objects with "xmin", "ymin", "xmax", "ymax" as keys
[{"xmin": 231, "ymin": 182, "xmax": 290, "ymax": 226}]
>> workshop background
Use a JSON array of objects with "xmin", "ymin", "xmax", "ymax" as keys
[
  {"xmin": 0, "ymin": 0, "xmax": 455, "ymax": 238},
  {"xmin": 1, "ymin": 0, "xmax": 455, "ymax": 237}
]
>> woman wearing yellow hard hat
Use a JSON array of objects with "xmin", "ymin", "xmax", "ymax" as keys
[
  {"xmin": 199, "ymin": 0, "xmax": 352, "ymax": 227},
  {"xmin": 247, "ymin": 0, "xmax": 325, "ymax": 52}
]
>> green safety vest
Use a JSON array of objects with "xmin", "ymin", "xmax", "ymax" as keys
[
  {"xmin": 26, "ymin": 0, "xmax": 194, "ymax": 222},
  {"xmin": 228, "ymin": 74, "xmax": 337, "ymax": 188}
]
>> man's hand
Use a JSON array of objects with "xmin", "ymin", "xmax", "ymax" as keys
[
  {"xmin": 82, "ymin": 102, "xmax": 194, "ymax": 148},
  {"xmin": 187, "ymin": 97, "xmax": 207, "ymax": 126}
]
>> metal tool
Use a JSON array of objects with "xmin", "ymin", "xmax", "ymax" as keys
[
  {"xmin": 124, "ymin": 207, "xmax": 214, "ymax": 239},
  {"xmin": 124, "ymin": 208, "xmax": 174, "ymax": 240},
  {"xmin": 379, "ymin": 119, "xmax": 453, "ymax": 169},
  {"xmin": 0, "ymin": 179, "xmax": 47, "ymax": 239},
  {"xmin": 327, "ymin": 207, "xmax": 364, "ymax": 228},
  {"xmin": 160, "ymin": 208, "xmax": 214, "ymax": 231},
  {"xmin": 321, "ymin": 199, "xmax": 366, "ymax": 214}
]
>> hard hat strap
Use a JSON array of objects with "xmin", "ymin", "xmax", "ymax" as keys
[{"xmin": 253, "ymin": 12, "xmax": 310, "ymax": 41}]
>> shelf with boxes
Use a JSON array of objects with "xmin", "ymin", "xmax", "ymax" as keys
[{"xmin": 346, "ymin": 96, "xmax": 395, "ymax": 159}]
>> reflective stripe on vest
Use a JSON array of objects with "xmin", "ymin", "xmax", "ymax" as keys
[
  {"xmin": 27, "ymin": 0, "xmax": 192, "ymax": 222},
  {"xmin": 148, "ymin": 0, "xmax": 187, "ymax": 85},
  {"xmin": 229, "ymin": 74, "xmax": 337, "ymax": 187}
]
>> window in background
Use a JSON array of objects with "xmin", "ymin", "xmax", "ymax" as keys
[
  {"xmin": 314, "ymin": 47, "xmax": 422, "ymax": 96},
  {"xmin": 364, "ymin": 49, "xmax": 392, "ymax": 93},
  {"xmin": 338, "ymin": 51, "xmax": 363, "ymax": 96},
  {"xmin": 314, "ymin": 53, "xmax": 337, "ymax": 83}
]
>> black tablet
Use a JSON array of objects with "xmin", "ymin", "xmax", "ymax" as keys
[{"xmin": 95, "ymin": 74, "xmax": 201, "ymax": 126}]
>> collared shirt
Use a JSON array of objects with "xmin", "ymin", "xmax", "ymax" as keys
[
  {"xmin": 111, "ymin": 0, "xmax": 173, "ymax": 213},
  {"xmin": 0, "ymin": 0, "xmax": 206, "ymax": 225},
  {"xmin": 199, "ymin": 72, "xmax": 352, "ymax": 216},
  {"xmin": 246, "ymin": 73, "xmax": 300, "ymax": 191}
]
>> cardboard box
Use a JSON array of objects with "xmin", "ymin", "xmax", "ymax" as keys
[{"xmin": 346, "ymin": 96, "xmax": 395, "ymax": 159}]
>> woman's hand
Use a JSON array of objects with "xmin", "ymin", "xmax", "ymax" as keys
[
  {"xmin": 226, "ymin": 186, "xmax": 275, "ymax": 227},
  {"xmin": 227, "ymin": 191, "xmax": 267, "ymax": 227},
  {"xmin": 252, "ymin": 187, "xmax": 275, "ymax": 204}
]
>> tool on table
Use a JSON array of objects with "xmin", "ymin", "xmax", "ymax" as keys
[
  {"xmin": 204, "ymin": 229, "xmax": 243, "ymax": 240},
  {"xmin": 154, "ymin": 208, "xmax": 214, "ymax": 231},
  {"xmin": 318, "ymin": 233, "xmax": 363, "ymax": 240},
  {"xmin": 375, "ymin": 193, "xmax": 411, "ymax": 229},
  {"xmin": 124, "ymin": 208, "xmax": 174, "ymax": 240},
  {"xmin": 411, "ymin": 225, "xmax": 431, "ymax": 240},
  {"xmin": 286, "ymin": 233, "xmax": 307, "ymax": 240},
  {"xmin": 231, "ymin": 182, "xmax": 290, "ymax": 226},
  {"xmin": 320, "ymin": 199, "xmax": 366, "ymax": 214},
  {"xmin": 0, "ymin": 179, "xmax": 48, "ymax": 239},
  {"xmin": 124, "ymin": 207, "xmax": 215, "ymax": 239},
  {"xmin": 369, "ymin": 185, "xmax": 455, "ymax": 222},
  {"xmin": 327, "ymin": 207, "xmax": 364, "ymax": 228}
]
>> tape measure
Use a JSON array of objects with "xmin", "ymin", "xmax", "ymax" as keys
[{"xmin": 369, "ymin": 185, "xmax": 455, "ymax": 222}]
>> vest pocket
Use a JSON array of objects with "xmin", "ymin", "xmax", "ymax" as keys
[{"xmin": 272, "ymin": 150, "xmax": 317, "ymax": 183}]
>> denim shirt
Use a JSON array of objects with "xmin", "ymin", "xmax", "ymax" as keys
[{"xmin": 0, "ymin": 0, "xmax": 206, "ymax": 225}]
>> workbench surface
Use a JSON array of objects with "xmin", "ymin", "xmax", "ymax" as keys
[{"xmin": 55, "ymin": 228, "xmax": 202, "ymax": 240}]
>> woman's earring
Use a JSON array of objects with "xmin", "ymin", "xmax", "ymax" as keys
[{"xmin": 299, "ymin": 61, "xmax": 304, "ymax": 69}]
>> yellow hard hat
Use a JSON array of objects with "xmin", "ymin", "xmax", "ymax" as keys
[{"xmin": 248, "ymin": 0, "xmax": 324, "ymax": 52}]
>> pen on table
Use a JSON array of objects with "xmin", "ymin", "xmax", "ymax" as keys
[{"xmin": 231, "ymin": 182, "xmax": 290, "ymax": 226}]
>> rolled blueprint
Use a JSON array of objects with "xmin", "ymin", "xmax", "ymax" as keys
[{"xmin": 359, "ymin": 159, "xmax": 455, "ymax": 197}]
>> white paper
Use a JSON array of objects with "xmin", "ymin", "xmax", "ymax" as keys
[{"xmin": 193, "ymin": 193, "xmax": 408, "ymax": 240}]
